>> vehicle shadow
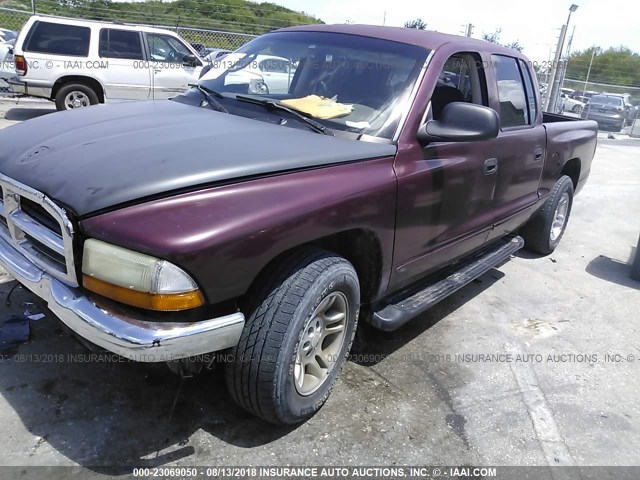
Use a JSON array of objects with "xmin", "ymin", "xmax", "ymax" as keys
[
  {"xmin": 585, "ymin": 251, "xmax": 639, "ymax": 290},
  {"xmin": 352, "ymin": 268, "xmax": 505, "ymax": 366},
  {"xmin": 3, "ymin": 106, "xmax": 56, "ymax": 121}
]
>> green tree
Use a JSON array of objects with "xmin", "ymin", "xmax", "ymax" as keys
[
  {"xmin": 404, "ymin": 18, "xmax": 427, "ymax": 30},
  {"xmin": 566, "ymin": 46, "xmax": 640, "ymax": 88},
  {"xmin": 482, "ymin": 28, "xmax": 523, "ymax": 52},
  {"xmin": 1, "ymin": 0, "xmax": 323, "ymax": 35}
]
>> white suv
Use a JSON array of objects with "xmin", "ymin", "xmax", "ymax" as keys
[{"xmin": 8, "ymin": 16, "xmax": 206, "ymax": 110}]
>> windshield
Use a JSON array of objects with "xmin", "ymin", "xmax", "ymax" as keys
[{"xmin": 198, "ymin": 31, "xmax": 429, "ymax": 140}]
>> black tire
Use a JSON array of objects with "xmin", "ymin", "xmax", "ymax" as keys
[
  {"xmin": 54, "ymin": 83, "xmax": 99, "ymax": 111},
  {"xmin": 521, "ymin": 175, "xmax": 574, "ymax": 255},
  {"xmin": 225, "ymin": 248, "xmax": 360, "ymax": 424}
]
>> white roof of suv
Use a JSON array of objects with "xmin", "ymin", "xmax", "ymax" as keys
[{"xmin": 20, "ymin": 15, "xmax": 189, "ymax": 36}]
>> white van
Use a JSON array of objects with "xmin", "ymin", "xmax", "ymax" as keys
[{"xmin": 8, "ymin": 15, "xmax": 206, "ymax": 110}]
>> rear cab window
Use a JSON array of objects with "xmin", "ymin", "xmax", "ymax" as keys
[
  {"xmin": 492, "ymin": 54, "xmax": 537, "ymax": 129},
  {"xmin": 24, "ymin": 21, "xmax": 90, "ymax": 57}
]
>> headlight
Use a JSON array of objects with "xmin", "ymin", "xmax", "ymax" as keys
[{"xmin": 82, "ymin": 239, "xmax": 204, "ymax": 311}]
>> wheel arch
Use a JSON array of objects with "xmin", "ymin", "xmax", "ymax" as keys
[
  {"xmin": 242, "ymin": 228, "xmax": 384, "ymax": 309},
  {"xmin": 51, "ymin": 75, "xmax": 106, "ymax": 103},
  {"xmin": 561, "ymin": 157, "xmax": 581, "ymax": 190}
]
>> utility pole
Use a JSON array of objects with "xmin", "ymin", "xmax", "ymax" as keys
[
  {"xmin": 382, "ymin": 11, "xmax": 386, "ymax": 26},
  {"xmin": 545, "ymin": 24, "xmax": 567, "ymax": 112},
  {"xmin": 31, "ymin": 0, "xmax": 36, "ymax": 13},
  {"xmin": 466, "ymin": 24, "xmax": 473, "ymax": 37},
  {"xmin": 545, "ymin": 4, "xmax": 579, "ymax": 112},
  {"xmin": 582, "ymin": 47, "xmax": 598, "ymax": 97},
  {"xmin": 557, "ymin": 26, "xmax": 576, "ymax": 97}
]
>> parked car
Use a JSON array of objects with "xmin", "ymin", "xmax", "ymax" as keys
[
  {"xmin": 0, "ymin": 25, "xmax": 597, "ymax": 425},
  {"xmin": 582, "ymin": 94, "xmax": 628, "ymax": 131},
  {"xmin": 204, "ymin": 48, "xmax": 232, "ymax": 62},
  {"xmin": 601, "ymin": 92, "xmax": 636, "ymax": 126},
  {"xmin": 7, "ymin": 15, "xmax": 206, "ymax": 110},
  {"xmin": 559, "ymin": 93, "xmax": 585, "ymax": 114},
  {"xmin": 569, "ymin": 90, "xmax": 598, "ymax": 101},
  {"xmin": 0, "ymin": 38, "xmax": 15, "ymax": 81},
  {"xmin": 220, "ymin": 54, "xmax": 295, "ymax": 94},
  {"xmin": 0, "ymin": 28, "xmax": 16, "ymax": 43}
]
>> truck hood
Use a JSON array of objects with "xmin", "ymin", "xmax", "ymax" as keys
[{"xmin": 0, "ymin": 100, "xmax": 396, "ymax": 216}]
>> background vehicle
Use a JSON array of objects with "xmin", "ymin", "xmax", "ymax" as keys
[
  {"xmin": 0, "ymin": 25, "xmax": 597, "ymax": 425},
  {"xmin": 0, "ymin": 27, "xmax": 16, "ymax": 42},
  {"xmin": 569, "ymin": 90, "xmax": 598, "ymax": 101},
  {"xmin": 582, "ymin": 94, "xmax": 627, "ymax": 131},
  {"xmin": 8, "ymin": 15, "xmax": 206, "ymax": 110},
  {"xmin": 558, "ymin": 92, "xmax": 585, "ymax": 114},
  {"xmin": 204, "ymin": 48, "xmax": 232, "ymax": 62},
  {"xmin": 224, "ymin": 54, "xmax": 295, "ymax": 94},
  {"xmin": 0, "ymin": 38, "xmax": 15, "ymax": 81},
  {"xmin": 602, "ymin": 92, "xmax": 635, "ymax": 125}
]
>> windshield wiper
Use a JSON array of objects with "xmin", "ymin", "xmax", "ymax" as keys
[
  {"xmin": 189, "ymin": 84, "xmax": 228, "ymax": 113},
  {"xmin": 235, "ymin": 95, "xmax": 333, "ymax": 136}
]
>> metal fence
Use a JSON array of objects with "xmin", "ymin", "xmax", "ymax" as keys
[{"xmin": 0, "ymin": 6, "xmax": 258, "ymax": 49}]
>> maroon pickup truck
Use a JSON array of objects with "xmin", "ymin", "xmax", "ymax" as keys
[{"xmin": 0, "ymin": 25, "xmax": 597, "ymax": 424}]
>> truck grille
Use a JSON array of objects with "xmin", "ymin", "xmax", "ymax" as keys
[{"xmin": 0, "ymin": 175, "xmax": 77, "ymax": 287}]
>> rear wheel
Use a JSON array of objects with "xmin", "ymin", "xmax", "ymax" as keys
[
  {"xmin": 521, "ymin": 175, "xmax": 574, "ymax": 255},
  {"xmin": 55, "ymin": 83, "xmax": 99, "ymax": 111},
  {"xmin": 225, "ymin": 249, "xmax": 360, "ymax": 424}
]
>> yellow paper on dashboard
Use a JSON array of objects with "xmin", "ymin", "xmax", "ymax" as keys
[{"xmin": 280, "ymin": 95, "xmax": 353, "ymax": 120}]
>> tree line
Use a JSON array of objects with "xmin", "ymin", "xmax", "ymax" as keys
[{"xmin": 0, "ymin": 0, "xmax": 323, "ymax": 34}]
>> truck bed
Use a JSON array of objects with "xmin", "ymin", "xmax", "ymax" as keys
[{"xmin": 542, "ymin": 113, "xmax": 598, "ymax": 196}]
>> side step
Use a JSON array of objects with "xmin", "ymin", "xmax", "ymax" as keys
[{"xmin": 370, "ymin": 236, "xmax": 524, "ymax": 331}]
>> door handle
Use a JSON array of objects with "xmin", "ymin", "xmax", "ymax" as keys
[
  {"xmin": 484, "ymin": 158, "xmax": 498, "ymax": 175},
  {"xmin": 534, "ymin": 148, "xmax": 544, "ymax": 161}
]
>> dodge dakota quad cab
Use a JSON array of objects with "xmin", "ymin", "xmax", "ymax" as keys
[{"xmin": 0, "ymin": 25, "xmax": 597, "ymax": 425}]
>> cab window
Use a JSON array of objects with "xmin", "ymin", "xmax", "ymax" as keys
[
  {"xmin": 146, "ymin": 33, "xmax": 191, "ymax": 63},
  {"xmin": 492, "ymin": 55, "xmax": 528, "ymax": 128},
  {"xmin": 431, "ymin": 52, "xmax": 487, "ymax": 120}
]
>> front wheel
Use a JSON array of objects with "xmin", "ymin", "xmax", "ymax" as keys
[
  {"xmin": 225, "ymin": 249, "xmax": 360, "ymax": 424},
  {"xmin": 572, "ymin": 105, "xmax": 583, "ymax": 114},
  {"xmin": 521, "ymin": 175, "xmax": 574, "ymax": 254}
]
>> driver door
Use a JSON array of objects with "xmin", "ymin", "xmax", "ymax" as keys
[
  {"xmin": 144, "ymin": 32, "xmax": 202, "ymax": 99},
  {"xmin": 390, "ymin": 51, "xmax": 499, "ymax": 292}
]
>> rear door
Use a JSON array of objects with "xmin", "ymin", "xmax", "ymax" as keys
[
  {"xmin": 98, "ymin": 28, "xmax": 150, "ymax": 101},
  {"xmin": 484, "ymin": 55, "xmax": 545, "ymax": 241},
  {"xmin": 144, "ymin": 32, "xmax": 202, "ymax": 99}
]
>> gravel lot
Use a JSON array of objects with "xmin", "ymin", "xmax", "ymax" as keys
[{"xmin": 0, "ymin": 100, "xmax": 639, "ymax": 477}]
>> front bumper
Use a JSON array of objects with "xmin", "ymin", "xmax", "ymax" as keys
[{"xmin": 0, "ymin": 233, "xmax": 245, "ymax": 362}]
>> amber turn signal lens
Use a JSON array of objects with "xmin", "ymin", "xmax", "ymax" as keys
[{"xmin": 83, "ymin": 275, "xmax": 205, "ymax": 311}]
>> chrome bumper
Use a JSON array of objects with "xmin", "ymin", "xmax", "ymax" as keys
[
  {"xmin": 0, "ymin": 234, "xmax": 245, "ymax": 362},
  {"xmin": 7, "ymin": 77, "xmax": 52, "ymax": 98}
]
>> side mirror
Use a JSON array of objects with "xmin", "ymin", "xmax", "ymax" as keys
[
  {"xmin": 183, "ymin": 54, "xmax": 199, "ymax": 67},
  {"xmin": 417, "ymin": 102, "xmax": 499, "ymax": 144}
]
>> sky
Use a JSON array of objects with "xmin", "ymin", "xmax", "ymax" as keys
[{"xmin": 250, "ymin": 0, "xmax": 639, "ymax": 63}]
